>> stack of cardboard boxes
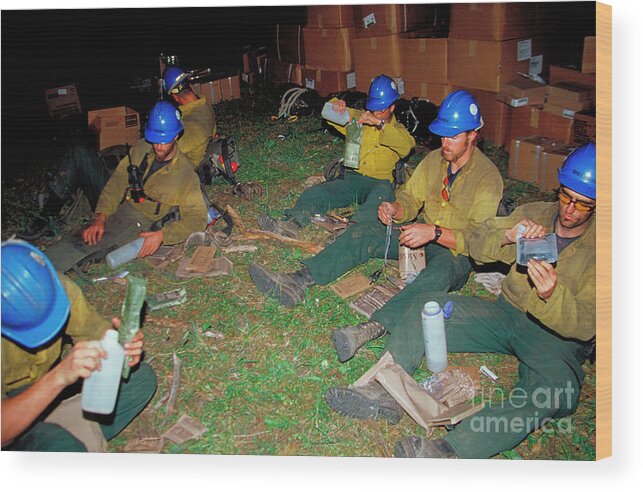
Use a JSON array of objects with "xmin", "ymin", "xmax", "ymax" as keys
[
  {"xmin": 302, "ymin": 5, "xmax": 357, "ymax": 95},
  {"xmin": 352, "ymin": 4, "xmax": 449, "ymax": 99},
  {"xmin": 505, "ymin": 34, "xmax": 596, "ymax": 192},
  {"xmin": 266, "ymin": 23, "xmax": 306, "ymax": 85},
  {"xmin": 447, "ymin": 2, "xmax": 548, "ymax": 147}
]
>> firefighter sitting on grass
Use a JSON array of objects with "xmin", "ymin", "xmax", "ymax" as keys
[
  {"xmin": 44, "ymin": 101, "xmax": 208, "ymax": 273},
  {"xmin": 326, "ymin": 143, "xmax": 597, "ymax": 460},
  {"xmin": 1, "ymin": 240, "xmax": 156, "ymax": 452},
  {"xmin": 257, "ymin": 74, "xmax": 416, "ymax": 239}
]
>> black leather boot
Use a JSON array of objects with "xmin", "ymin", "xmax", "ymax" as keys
[{"xmin": 248, "ymin": 263, "xmax": 315, "ymax": 307}]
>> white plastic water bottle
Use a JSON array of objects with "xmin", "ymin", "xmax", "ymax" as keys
[
  {"xmin": 421, "ymin": 301, "xmax": 448, "ymax": 373},
  {"xmin": 321, "ymin": 101, "xmax": 350, "ymax": 126},
  {"xmin": 81, "ymin": 330, "xmax": 125, "ymax": 415},
  {"xmin": 106, "ymin": 237, "xmax": 144, "ymax": 270}
]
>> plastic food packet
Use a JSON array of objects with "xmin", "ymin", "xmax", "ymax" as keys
[{"xmin": 343, "ymin": 118, "xmax": 362, "ymax": 169}]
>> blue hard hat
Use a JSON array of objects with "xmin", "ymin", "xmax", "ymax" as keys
[
  {"xmin": 558, "ymin": 142, "xmax": 596, "ymax": 200},
  {"xmin": 429, "ymin": 90, "xmax": 484, "ymax": 137},
  {"xmin": 1, "ymin": 240, "xmax": 70, "ymax": 349},
  {"xmin": 163, "ymin": 66, "xmax": 190, "ymax": 94},
  {"xmin": 366, "ymin": 75, "xmax": 399, "ymax": 111},
  {"xmin": 144, "ymin": 101, "xmax": 184, "ymax": 144}
]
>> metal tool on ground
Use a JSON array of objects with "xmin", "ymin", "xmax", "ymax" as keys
[
  {"xmin": 118, "ymin": 275, "xmax": 147, "ymax": 379},
  {"xmin": 370, "ymin": 214, "xmax": 393, "ymax": 284}
]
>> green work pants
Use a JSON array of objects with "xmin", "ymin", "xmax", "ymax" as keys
[
  {"xmin": 6, "ymin": 362, "xmax": 157, "ymax": 452},
  {"xmin": 284, "ymin": 171, "xmax": 394, "ymax": 226},
  {"xmin": 303, "ymin": 220, "xmax": 471, "ymax": 287},
  {"xmin": 49, "ymin": 142, "xmax": 114, "ymax": 212},
  {"xmin": 376, "ymin": 291, "xmax": 587, "ymax": 459},
  {"xmin": 45, "ymin": 203, "xmax": 154, "ymax": 273}
]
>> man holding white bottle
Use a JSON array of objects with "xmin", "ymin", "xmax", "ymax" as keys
[{"xmin": 1, "ymin": 240, "xmax": 156, "ymax": 452}]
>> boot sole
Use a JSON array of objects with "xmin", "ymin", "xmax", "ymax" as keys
[
  {"xmin": 257, "ymin": 214, "xmax": 298, "ymax": 239},
  {"xmin": 331, "ymin": 329, "xmax": 356, "ymax": 363},
  {"xmin": 325, "ymin": 387, "xmax": 401, "ymax": 425},
  {"xmin": 248, "ymin": 263, "xmax": 301, "ymax": 307}
]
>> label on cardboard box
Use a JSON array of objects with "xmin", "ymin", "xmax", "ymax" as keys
[
  {"xmin": 529, "ymin": 55, "xmax": 543, "ymax": 77},
  {"xmin": 562, "ymin": 108, "xmax": 575, "ymax": 119},
  {"xmin": 58, "ymin": 89, "xmax": 68, "ymax": 95},
  {"xmin": 510, "ymin": 97, "xmax": 529, "ymax": 108},
  {"xmin": 516, "ymin": 39, "xmax": 532, "ymax": 62},
  {"xmin": 363, "ymin": 13, "xmax": 376, "ymax": 29},
  {"xmin": 305, "ymin": 78, "xmax": 315, "ymax": 90},
  {"xmin": 346, "ymin": 72, "xmax": 356, "ymax": 89},
  {"xmin": 396, "ymin": 77, "xmax": 405, "ymax": 95}
]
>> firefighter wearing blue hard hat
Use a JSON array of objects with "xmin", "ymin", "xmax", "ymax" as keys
[
  {"xmin": 255, "ymin": 73, "xmax": 415, "ymax": 242},
  {"xmin": 383, "ymin": 142, "xmax": 597, "ymax": 460},
  {"xmin": 1, "ymin": 240, "xmax": 157, "ymax": 452},
  {"xmin": 162, "ymin": 65, "xmax": 217, "ymax": 169}
]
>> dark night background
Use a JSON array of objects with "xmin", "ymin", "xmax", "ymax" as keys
[
  {"xmin": 1, "ymin": 3, "xmax": 596, "ymax": 180},
  {"xmin": 1, "ymin": 6, "xmax": 308, "ymax": 178}
]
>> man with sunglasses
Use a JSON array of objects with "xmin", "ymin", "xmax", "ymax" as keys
[
  {"xmin": 341, "ymin": 143, "xmax": 595, "ymax": 459},
  {"xmin": 256, "ymin": 74, "xmax": 415, "ymax": 239},
  {"xmin": 249, "ymin": 90, "xmax": 503, "ymax": 315}
]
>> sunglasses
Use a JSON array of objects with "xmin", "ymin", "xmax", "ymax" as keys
[{"xmin": 558, "ymin": 188, "xmax": 595, "ymax": 212}]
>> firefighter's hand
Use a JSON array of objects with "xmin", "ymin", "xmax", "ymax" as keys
[
  {"xmin": 112, "ymin": 318, "xmax": 144, "ymax": 366},
  {"xmin": 138, "ymin": 231, "xmax": 163, "ymax": 257},
  {"xmin": 527, "ymin": 259, "xmax": 557, "ymax": 300},
  {"xmin": 53, "ymin": 340, "xmax": 107, "ymax": 387},
  {"xmin": 82, "ymin": 213, "xmax": 107, "ymax": 245},
  {"xmin": 399, "ymin": 223, "xmax": 435, "ymax": 249},
  {"xmin": 502, "ymin": 219, "xmax": 547, "ymax": 246},
  {"xmin": 378, "ymin": 202, "xmax": 400, "ymax": 225},
  {"xmin": 332, "ymin": 99, "xmax": 347, "ymax": 114},
  {"xmin": 357, "ymin": 111, "xmax": 384, "ymax": 127}
]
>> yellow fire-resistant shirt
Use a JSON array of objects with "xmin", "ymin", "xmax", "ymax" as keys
[
  {"xmin": 468, "ymin": 201, "xmax": 596, "ymax": 341},
  {"xmin": 327, "ymin": 98, "xmax": 416, "ymax": 182},
  {"xmin": 177, "ymin": 97, "xmax": 216, "ymax": 168},
  {"xmin": 395, "ymin": 147, "xmax": 504, "ymax": 256},
  {"xmin": 2, "ymin": 275, "xmax": 110, "ymax": 396},
  {"xmin": 95, "ymin": 140, "xmax": 208, "ymax": 245}
]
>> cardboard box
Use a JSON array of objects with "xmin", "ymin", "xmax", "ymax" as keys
[
  {"xmin": 543, "ymin": 103, "xmax": 577, "ymax": 120},
  {"xmin": 303, "ymin": 27, "xmax": 354, "ymax": 72},
  {"xmin": 548, "ymin": 65, "xmax": 596, "ymax": 87},
  {"xmin": 507, "ymin": 136, "xmax": 558, "ymax": 184},
  {"xmin": 449, "ymin": 3, "xmax": 544, "ymax": 41},
  {"xmin": 582, "ymin": 36, "xmax": 596, "ymax": 73},
  {"xmin": 403, "ymin": 82, "xmax": 448, "ymax": 105},
  {"xmin": 539, "ymin": 144, "xmax": 579, "ymax": 192},
  {"xmin": 447, "ymin": 37, "xmax": 545, "ymax": 92},
  {"xmin": 546, "ymin": 82, "xmax": 595, "ymax": 111},
  {"xmin": 87, "ymin": 106, "xmax": 140, "ymax": 151},
  {"xmin": 194, "ymin": 76, "xmax": 241, "ymax": 105},
  {"xmin": 46, "ymin": 84, "xmax": 81, "ymax": 119},
  {"xmin": 264, "ymin": 59, "xmax": 304, "ymax": 85},
  {"xmin": 302, "ymin": 68, "xmax": 356, "ymax": 95},
  {"xmin": 274, "ymin": 24, "xmax": 305, "ymax": 64},
  {"xmin": 352, "ymin": 34, "xmax": 402, "ymax": 92},
  {"xmin": 508, "ymin": 106, "xmax": 574, "ymax": 145},
  {"xmin": 307, "ymin": 5, "xmax": 354, "ymax": 28},
  {"xmin": 353, "ymin": 4, "xmax": 444, "ymax": 39},
  {"xmin": 497, "ymin": 78, "xmax": 546, "ymax": 107},
  {"xmin": 572, "ymin": 111, "xmax": 596, "ymax": 145},
  {"xmin": 400, "ymin": 37, "xmax": 448, "ymax": 84}
]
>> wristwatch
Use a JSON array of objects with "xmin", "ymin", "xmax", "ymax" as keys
[
  {"xmin": 377, "ymin": 119, "xmax": 385, "ymax": 130},
  {"xmin": 433, "ymin": 226, "xmax": 443, "ymax": 243}
]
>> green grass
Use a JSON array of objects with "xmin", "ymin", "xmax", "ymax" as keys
[{"xmin": 0, "ymin": 92, "xmax": 595, "ymax": 460}]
